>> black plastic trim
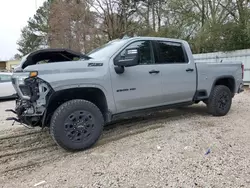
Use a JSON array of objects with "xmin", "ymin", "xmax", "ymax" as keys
[
  {"xmin": 111, "ymin": 101, "xmax": 193, "ymax": 121},
  {"xmin": 194, "ymin": 90, "xmax": 208, "ymax": 100}
]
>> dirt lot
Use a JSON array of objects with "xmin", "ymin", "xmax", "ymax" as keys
[{"xmin": 0, "ymin": 91, "xmax": 250, "ymax": 188}]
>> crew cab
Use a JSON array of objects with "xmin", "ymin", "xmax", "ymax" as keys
[{"xmin": 7, "ymin": 37, "xmax": 244, "ymax": 151}]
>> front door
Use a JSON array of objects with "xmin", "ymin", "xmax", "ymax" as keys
[
  {"xmin": 110, "ymin": 40, "xmax": 163, "ymax": 113},
  {"xmin": 153, "ymin": 40, "xmax": 196, "ymax": 105}
]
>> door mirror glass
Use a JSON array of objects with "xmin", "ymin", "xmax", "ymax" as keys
[
  {"xmin": 114, "ymin": 48, "xmax": 139, "ymax": 67},
  {"xmin": 114, "ymin": 40, "xmax": 154, "ymax": 70}
]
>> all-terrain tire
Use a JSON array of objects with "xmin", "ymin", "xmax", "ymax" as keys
[
  {"xmin": 207, "ymin": 85, "xmax": 232, "ymax": 116},
  {"xmin": 50, "ymin": 99, "xmax": 104, "ymax": 151}
]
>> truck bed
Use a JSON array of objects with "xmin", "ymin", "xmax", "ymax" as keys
[{"xmin": 196, "ymin": 61, "xmax": 243, "ymax": 97}]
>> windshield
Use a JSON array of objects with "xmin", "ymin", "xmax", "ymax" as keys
[{"xmin": 87, "ymin": 39, "xmax": 129, "ymax": 59}]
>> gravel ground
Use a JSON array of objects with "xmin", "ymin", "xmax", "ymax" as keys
[
  {"xmin": 0, "ymin": 90, "xmax": 249, "ymax": 188},
  {"xmin": 0, "ymin": 100, "xmax": 20, "ymax": 131}
]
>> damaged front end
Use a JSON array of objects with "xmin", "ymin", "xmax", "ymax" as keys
[
  {"xmin": 6, "ymin": 48, "xmax": 86, "ymax": 128},
  {"xmin": 6, "ymin": 71, "xmax": 53, "ymax": 128}
]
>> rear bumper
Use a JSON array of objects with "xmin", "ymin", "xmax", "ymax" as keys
[{"xmin": 237, "ymin": 83, "xmax": 244, "ymax": 93}]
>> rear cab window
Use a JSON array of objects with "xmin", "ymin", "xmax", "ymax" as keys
[{"xmin": 153, "ymin": 41, "xmax": 188, "ymax": 64}]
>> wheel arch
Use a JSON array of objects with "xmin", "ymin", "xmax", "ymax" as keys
[
  {"xmin": 211, "ymin": 75, "xmax": 236, "ymax": 96},
  {"xmin": 42, "ymin": 87, "xmax": 110, "ymax": 127}
]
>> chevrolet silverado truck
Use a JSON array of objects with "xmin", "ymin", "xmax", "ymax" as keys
[{"xmin": 7, "ymin": 37, "xmax": 244, "ymax": 151}]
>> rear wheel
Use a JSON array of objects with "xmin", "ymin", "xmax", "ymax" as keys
[
  {"xmin": 50, "ymin": 99, "xmax": 104, "ymax": 151},
  {"xmin": 207, "ymin": 85, "xmax": 232, "ymax": 116}
]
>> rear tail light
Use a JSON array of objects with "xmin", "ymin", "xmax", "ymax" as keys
[{"xmin": 241, "ymin": 63, "xmax": 244, "ymax": 79}]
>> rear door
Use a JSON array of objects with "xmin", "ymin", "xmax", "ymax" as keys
[{"xmin": 153, "ymin": 40, "xmax": 196, "ymax": 104}]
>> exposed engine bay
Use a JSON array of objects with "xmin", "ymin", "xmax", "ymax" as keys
[
  {"xmin": 19, "ymin": 48, "xmax": 90, "ymax": 69},
  {"xmin": 6, "ymin": 48, "xmax": 87, "ymax": 128},
  {"xmin": 7, "ymin": 77, "xmax": 53, "ymax": 127}
]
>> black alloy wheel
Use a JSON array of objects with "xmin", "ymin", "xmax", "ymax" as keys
[{"xmin": 50, "ymin": 99, "xmax": 104, "ymax": 151}]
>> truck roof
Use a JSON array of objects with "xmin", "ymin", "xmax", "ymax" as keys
[{"xmin": 123, "ymin": 36, "xmax": 187, "ymax": 44}]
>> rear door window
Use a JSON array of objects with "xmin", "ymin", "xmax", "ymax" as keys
[{"xmin": 154, "ymin": 41, "xmax": 188, "ymax": 64}]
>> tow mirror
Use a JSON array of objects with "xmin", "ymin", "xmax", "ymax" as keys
[{"xmin": 114, "ymin": 48, "xmax": 139, "ymax": 67}]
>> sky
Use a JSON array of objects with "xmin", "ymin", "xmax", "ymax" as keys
[{"xmin": 0, "ymin": 0, "xmax": 46, "ymax": 60}]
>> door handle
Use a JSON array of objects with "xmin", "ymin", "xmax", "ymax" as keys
[
  {"xmin": 186, "ymin": 68, "xmax": 194, "ymax": 72},
  {"xmin": 149, "ymin": 70, "xmax": 160, "ymax": 74}
]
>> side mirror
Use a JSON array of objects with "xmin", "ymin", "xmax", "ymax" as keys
[{"xmin": 114, "ymin": 48, "xmax": 139, "ymax": 67}]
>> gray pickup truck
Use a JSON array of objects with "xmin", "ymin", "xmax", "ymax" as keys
[{"xmin": 7, "ymin": 37, "xmax": 244, "ymax": 151}]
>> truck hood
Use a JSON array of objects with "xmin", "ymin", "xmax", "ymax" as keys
[
  {"xmin": 12, "ymin": 58, "xmax": 106, "ymax": 92},
  {"xmin": 14, "ymin": 48, "xmax": 91, "ymax": 72},
  {"xmin": 23, "ymin": 58, "xmax": 104, "ymax": 74}
]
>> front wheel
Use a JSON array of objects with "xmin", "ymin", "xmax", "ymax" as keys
[
  {"xmin": 207, "ymin": 85, "xmax": 232, "ymax": 116},
  {"xmin": 50, "ymin": 99, "xmax": 104, "ymax": 151}
]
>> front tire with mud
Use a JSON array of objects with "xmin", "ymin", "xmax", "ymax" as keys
[
  {"xmin": 207, "ymin": 85, "xmax": 232, "ymax": 116},
  {"xmin": 50, "ymin": 99, "xmax": 104, "ymax": 151}
]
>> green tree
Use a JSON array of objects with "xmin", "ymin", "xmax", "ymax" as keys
[
  {"xmin": 17, "ymin": 0, "xmax": 52, "ymax": 55},
  {"xmin": 17, "ymin": 26, "xmax": 42, "ymax": 55},
  {"xmin": 17, "ymin": 0, "xmax": 250, "ymax": 55}
]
